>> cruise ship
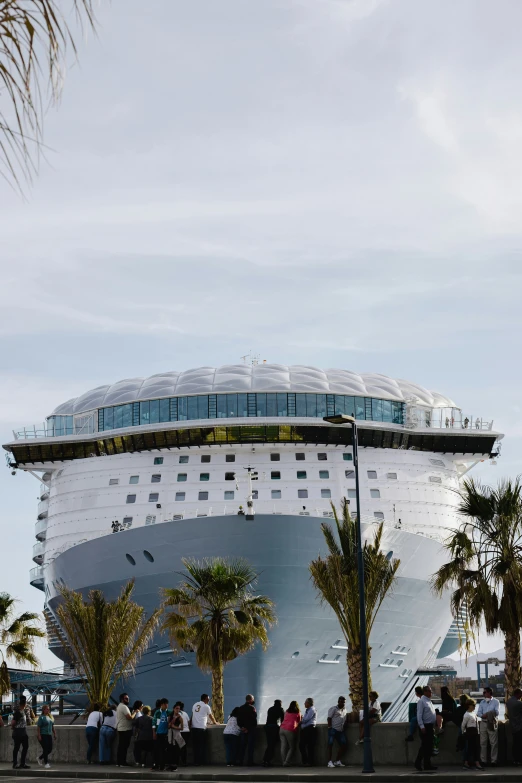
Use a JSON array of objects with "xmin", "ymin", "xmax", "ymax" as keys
[{"xmin": 3, "ymin": 364, "xmax": 502, "ymax": 719}]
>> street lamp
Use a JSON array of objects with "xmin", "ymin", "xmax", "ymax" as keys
[{"xmin": 323, "ymin": 413, "xmax": 375, "ymax": 774}]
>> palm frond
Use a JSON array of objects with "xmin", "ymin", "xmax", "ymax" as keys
[{"xmin": 0, "ymin": 0, "xmax": 97, "ymax": 190}]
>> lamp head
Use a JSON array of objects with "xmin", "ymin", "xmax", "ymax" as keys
[{"xmin": 323, "ymin": 414, "xmax": 356, "ymax": 425}]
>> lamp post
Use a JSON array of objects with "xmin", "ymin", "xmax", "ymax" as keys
[{"xmin": 323, "ymin": 413, "xmax": 375, "ymax": 774}]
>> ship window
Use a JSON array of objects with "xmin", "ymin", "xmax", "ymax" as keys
[
  {"xmin": 321, "ymin": 489, "xmax": 332, "ymax": 499},
  {"xmin": 154, "ymin": 457, "xmax": 164, "ymax": 465},
  {"xmin": 319, "ymin": 470, "xmax": 329, "ymax": 479},
  {"xmin": 374, "ymin": 512, "xmax": 384, "ymax": 520},
  {"xmin": 370, "ymin": 489, "xmax": 381, "ymax": 498},
  {"xmin": 198, "ymin": 491, "xmax": 209, "ymax": 501},
  {"xmin": 179, "ymin": 455, "xmax": 189, "ymax": 464},
  {"xmin": 122, "ymin": 516, "xmax": 133, "ymax": 527},
  {"xmin": 200, "ymin": 473, "xmax": 210, "ymax": 482},
  {"xmin": 177, "ymin": 473, "xmax": 187, "ymax": 482},
  {"xmin": 201, "ymin": 454, "xmax": 211, "ymax": 463},
  {"xmin": 126, "ymin": 494, "xmax": 136, "ymax": 504},
  {"xmin": 297, "ymin": 471, "xmax": 307, "ymax": 479},
  {"xmin": 151, "ymin": 474, "xmax": 161, "ymax": 483},
  {"xmin": 224, "ymin": 490, "xmax": 234, "ymax": 500},
  {"xmin": 323, "ymin": 511, "xmax": 334, "ymax": 517},
  {"xmin": 298, "ymin": 489, "xmax": 308, "ymax": 498},
  {"xmin": 367, "ymin": 470, "xmax": 377, "ymax": 479},
  {"xmin": 270, "ymin": 453, "xmax": 280, "ymax": 461},
  {"xmin": 143, "ymin": 550, "xmax": 154, "ymax": 562},
  {"xmin": 295, "ymin": 453, "xmax": 305, "ymax": 461},
  {"xmin": 225, "ymin": 472, "xmax": 235, "ymax": 481},
  {"xmin": 318, "ymin": 453, "xmax": 327, "ymax": 461},
  {"xmin": 292, "ymin": 651, "xmax": 299, "ymax": 658},
  {"xmin": 175, "ymin": 492, "xmax": 185, "ymax": 501},
  {"xmin": 387, "ymin": 472, "xmax": 397, "ymax": 479},
  {"xmin": 126, "ymin": 554, "xmax": 136, "ymax": 566},
  {"xmin": 252, "ymin": 490, "xmax": 258, "ymax": 499},
  {"xmin": 149, "ymin": 493, "xmax": 159, "ymax": 502},
  {"xmin": 348, "ymin": 489, "xmax": 357, "ymax": 498},
  {"xmin": 343, "ymin": 453, "xmax": 353, "ymax": 461},
  {"xmin": 396, "ymin": 659, "xmax": 404, "ymax": 667},
  {"xmin": 429, "ymin": 476, "xmax": 442, "ymax": 483},
  {"xmin": 271, "ymin": 471, "xmax": 281, "ymax": 480},
  {"xmin": 226, "ymin": 454, "xmax": 235, "ymax": 462},
  {"xmin": 173, "ymin": 513, "xmax": 184, "ymax": 519},
  {"xmin": 129, "ymin": 475, "xmax": 139, "ymax": 484},
  {"xmin": 430, "ymin": 458, "xmax": 445, "ymax": 467},
  {"xmin": 271, "ymin": 490, "xmax": 281, "ymax": 499},
  {"xmin": 109, "ymin": 478, "xmax": 119, "ymax": 485},
  {"xmin": 145, "ymin": 515, "xmax": 156, "ymax": 525},
  {"xmin": 345, "ymin": 470, "xmax": 355, "ymax": 479}
]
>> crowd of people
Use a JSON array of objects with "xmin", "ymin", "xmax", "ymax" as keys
[
  {"xmin": 83, "ymin": 691, "xmax": 381, "ymax": 770},
  {"xmin": 407, "ymin": 684, "xmax": 522, "ymax": 772},
  {"xmin": 6, "ymin": 684, "xmax": 522, "ymax": 771}
]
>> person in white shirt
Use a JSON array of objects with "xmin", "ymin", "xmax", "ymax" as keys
[
  {"xmin": 190, "ymin": 693, "xmax": 217, "ymax": 766},
  {"xmin": 356, "ymin": 691, "xmax": 382, "ymax": 745},
  {"xmin": 414, "ymin": 686, "xmax": 437, "ymax": 772},
  {"xmin": 85, "ymin": 703, "xmax": 103, "ymax": 764},
  {"xmin": 461, "ymin": 699, "xmax": 484, "ymax": 771},
  {"xmin": 477, "ymin": 687, "xmax": 500, "ymax": 766},
  {"xmin": 223, "ymin": 707, "xmax": 242, "ymax": 766},
  {"xmin": 174, "ymin": 701, "xmax": 190, "ymax": 766},
  {"xmin": 116, "ymin": 693, "xmax": 136, "ymax": 767},
  {"xmin": 326, "ymin": 696, "xmax": 348, "ymax": 768}
]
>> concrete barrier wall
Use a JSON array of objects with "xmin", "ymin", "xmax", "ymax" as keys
[{"xmin": 0, "ymin": 723, "xmax": 516, "ymax": 767}]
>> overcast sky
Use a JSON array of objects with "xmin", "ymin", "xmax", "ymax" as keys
[{"xmin": 1, "ymin": 0, "xmax": 520, "ymax": 668}]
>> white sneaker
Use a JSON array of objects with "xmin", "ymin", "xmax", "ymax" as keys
[
  {"xmin": 334, "ymin": 760, "xmax": 345, "ymax": 767},
  {"xmin": 45, "ymin": 764, "xmax": 51, "ymax": 769},
  {"xmin": 327, "ymin": 760, "xmax": 335, "ymax": 768}
]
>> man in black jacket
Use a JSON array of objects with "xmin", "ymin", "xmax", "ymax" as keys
[{"xmin": 237, "ymin": 695, "xmax": 257, "ymax": 766}]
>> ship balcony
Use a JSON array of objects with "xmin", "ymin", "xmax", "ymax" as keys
[
  {"xmin": 29, "ymin": 566, "xmax": 45, "ymax": 590},
  {"xmin": 32, "ymin": 541, "xmax": 45, "ymax": 564},
  {"xmin": 35, "ymin": 519, "xmax": 47, "ymax": 541}
]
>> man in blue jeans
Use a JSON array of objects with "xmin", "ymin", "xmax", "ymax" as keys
[{"xmin": 327, "ymin": 696, "xmax": 348, "ymax": 768}]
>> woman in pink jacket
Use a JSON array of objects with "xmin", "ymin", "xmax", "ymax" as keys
[{"xmin": 279, "ymin": 702, "xmax": 302, "ymax": 767}]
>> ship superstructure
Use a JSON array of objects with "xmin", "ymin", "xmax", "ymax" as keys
[{"xmin": 3, "ymin": 365, "xmax": 502, "ymax": 717}]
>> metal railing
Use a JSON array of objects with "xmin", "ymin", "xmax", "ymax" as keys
[
  {"xmin": 29, "ymin": 566, "xmax": 44, "ymax": 584},
  {"xmin": 35, "ymin": 519, "xmax": 47, "ymax": 540}
]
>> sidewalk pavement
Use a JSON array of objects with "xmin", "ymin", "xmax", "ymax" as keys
[{"xmin": 1, "ymin": 763, "xmax": 522, "ymax": 782}]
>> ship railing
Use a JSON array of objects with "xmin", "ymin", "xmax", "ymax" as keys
[
  {"xmin": 404, "ymin": 403, "xmax": 494, "ymax": 431},
  {"xmin": 42, "ymin": 510, "xmax": 445, "ymax": 568}
]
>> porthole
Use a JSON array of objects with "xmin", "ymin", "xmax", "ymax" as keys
[
  {"xmin": 291, "ymin": 651, "xmax": 299, "ymax": 659},
  {"xmin": 126, "ymin": 553, "xmax": 136, "ymax": 566},
  {"xmin": 143, "ymin": 550, "xmax": 154, "ymax": 563},
  {"xmin": 386, "ymin": 551, "xmax": 394, "ymax": 561}
]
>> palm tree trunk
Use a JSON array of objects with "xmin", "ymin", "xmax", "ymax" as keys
[
  {"xmin": 504, "ymin": 629, "xmax": 521, "ymax": 701},
  {"xmin": 347, "ymin": 645, "xmax": 372, "ymax": 713},
  {"xmin": 211, "ymin": 663, "xmax": 225, "ymax": 724}
]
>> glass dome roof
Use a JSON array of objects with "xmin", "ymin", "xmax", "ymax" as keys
[{"xmin": 50, "ymin": 364, "xmax": 456, "ymax": 416}]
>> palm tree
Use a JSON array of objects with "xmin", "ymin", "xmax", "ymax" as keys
[
  {"xmin": 0, "ymin": 1, "xmax": 97, "ymax": 188},
  {"xmin": 309, "ymin": 499, "xmax": 400, "ymax": 712},
  {"xmin": 55, "ymin": 580, "xmax": 160, "ymax": 708},
  {"xmin": 161, "ymin": 557, "xmax": 276, "ymax": 723},
  {"xmin": 0, "ymin": 593, "xmax": 45, "ymax": 695},
  {"xmin": 432, "ymin": 477, "xmax": 522, "ymax": 699}
]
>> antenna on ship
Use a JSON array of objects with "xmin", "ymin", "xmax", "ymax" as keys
[{"xmin": 244, "ymin": 466, "xmax": 258, "ymax": 521}]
